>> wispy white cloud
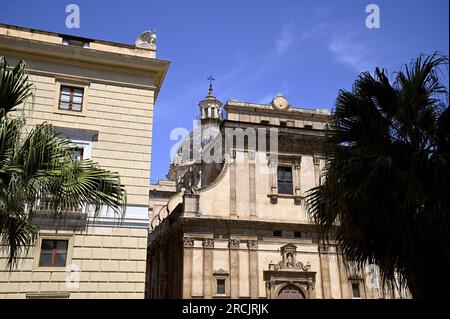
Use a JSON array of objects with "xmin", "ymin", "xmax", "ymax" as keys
[
  {"xmin": 328, "ymin": 33, "xmax": 380, "ymax": 72},
  {"xmin": 276, "ymin": 23, "xmax": 295, "ymax": 56}
]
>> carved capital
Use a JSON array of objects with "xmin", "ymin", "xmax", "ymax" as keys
[
  {"xmin": 293, "ymin": 158, "xmax": 302, "ymax": 169},
  {"xmin": 228, "ymin": 239, "xmax": 240, "ymax": 249},
  {"xmin": 183, "ymin": 237, "xmax": 194, "ymax": 248},
  {"xmin": 247, "ymin": 240, "xmax": 258, "ymax": 250},
  {"xmin": 202, "ymin": 238, "xmax": 214, "ymax": 249}
]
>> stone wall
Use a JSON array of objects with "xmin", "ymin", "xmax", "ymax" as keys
[{"xmin": 0, "ymin": 227, "xmax": 147, "ymax": 299}]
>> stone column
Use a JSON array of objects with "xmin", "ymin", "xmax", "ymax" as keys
[
  {"xmin": 248, "ymin": 150, "xmax": 257, "ymax": 220},
  {"xmin": 337, "ymin": 250, "xmax": 350, "ymax": 299},
  {"xmin": 308, "ymin": 278, "xmax": 316, "ymax": 299},
  {"xmin": 267, "ymin": 154, "xmax": 278, "ymax": 194},
  {"xmin": 182, "ymin": 238, "xmax": 194, "ymax": 298},
  {"xmin": 319, "ymin": 244, "xmax": 332, "ymax": 299},
  {"xmin": 313, "ymin": 156, "xmax": 321, "ymax": 187},
  {"xmin": 294, "ymin": 159, "xmax": 302, "ymax": 196},
  {"xmin": 229, "ymin": 239, "xmax": 240, "ymax": 298},
  {"xmin": 158, "ymin": 241, "xmax": 165, "ymax": 298},
  {"xmin": 203, "ymin": 239, "xmax": 214, "ymax": 298},
  {"xmin": 248, "ymin": 240, "xmax": 259, "ymax": 298},
  {"xmin": 230, "ymin": 153, "xmax": 237, "ymax": 218}
]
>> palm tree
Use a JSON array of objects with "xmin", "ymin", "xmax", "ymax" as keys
[
  {"xmin": 306, "ymin": 53, "xmax": 449, "ymax": 299},
  {"xmin": 0, "ymin": 57, "xmax": 126, "ymax": 267}
]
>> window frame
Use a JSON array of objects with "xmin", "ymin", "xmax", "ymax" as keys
[
  {"xmin": 58, "ymin": 85, "xmax": 84, "ymax": 112},
  {"xmin": 351, "ymin": 282, "xmax": 361, "ymax": 299},
  {"xmin": 216, "ymin": 279, "xmax": 226, "ymax": 295},
  {"xmin": 212, "ymin": 273, "xmax": 230, "ymax": 298},
  {"xmin": 38, "ymin": 239, "xmax": 69, "ymax": 267},
  {"xmin": 53, "ymin": 80, "xmax": 89, "ymax": 116},
  {"xmin": 34, "ymin": 234, "xmax": 74, "ymax": 272},
  {"xmin": 277, "ymin": 166, "xmax": 293, "ymax": 195}
]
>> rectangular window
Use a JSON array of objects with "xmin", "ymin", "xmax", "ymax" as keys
[
  {"xmin": 294, "ymin": 231, "xmax": 302, "ymax": 238},
  {"xmin": 39, "ymin": 239, "xmax": 68, "ymax": 267},
  {"xmin": 70, "ymin": 146, "xmax": 84, "ymax": 161},
  {"xmin": 273, "ymin": 230, "xmax": 282, "ymax": 237},
  {"xmin": 59, "ymin": 85, "xmax": 84, "ymax": 112},
  {"xmin": 216, "ymin": 279, "xmax": 226, "ymax": 294},
  {"xmin": 352, "ymin": 283, "xmax": 361, "ymax": 298},
  {"xmin": 280, "ymin": 121, "xmax": 287, "ymax": 127},
  {"xmin": 277, "ymin": 166, "xmax": 293, "ymax": 195}
]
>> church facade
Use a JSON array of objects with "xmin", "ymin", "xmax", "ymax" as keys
[{"xmin": 147, "ymin": 86, "xmax": 402, "ymax": 299}]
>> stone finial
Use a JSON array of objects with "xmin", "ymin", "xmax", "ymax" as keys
[{"xmin": 135, "ymin": 30, "xmax": 156, "ymax": 49}]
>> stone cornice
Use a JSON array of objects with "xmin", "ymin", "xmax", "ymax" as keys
[
  {"xmin": 224, "ymin": 100, "xmax": 331, "ymax": 120},
  {"xmin": 0, "ymin": 34, "xmax": 170, "ymax": 100}
]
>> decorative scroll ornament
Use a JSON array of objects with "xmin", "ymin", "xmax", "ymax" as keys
[{"xmin": 213, "ymin": 269, "xmax": 229, "ymax": 275}]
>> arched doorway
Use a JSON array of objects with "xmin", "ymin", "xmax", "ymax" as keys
[{"xmin": 278, "ymin": 284, "xmax": 305, "ymax": 299}]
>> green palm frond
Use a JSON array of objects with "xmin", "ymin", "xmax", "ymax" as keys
[
  {"xmin": 306, "ymin": 53, "xmax": 449, "ymax": 299},
  {"xmin": 0, "ymin": 57, "xmax": 127, "ymax": 268},
  {"xmin": 0, "ymin": 57, "xmax": 32, "ymax": 117}
]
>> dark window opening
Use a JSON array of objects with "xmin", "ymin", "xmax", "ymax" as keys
[
  {"xmin": 39, "ymin": 240, "xmax": 68, "ymax": 267},
  {"xmin": 217, "ymin": 279, "xmax": 226, "ymax": 294},
  {"xmin": 260, "ymin": 120, "xmax": 270, "ymax": 125},
  {"xmin": 280, "ymin": 121, "xmax": 287, "ymax": 127},
  {"xmin": 277, "ymin": 166, "xmax": 293, "ymax": 195},
  {"xmin": 294, "ymin": 232, "xmax": 302, "ymax": 238},
  {"xmin": 352, "ymin": 283, "xmax": 361, "ymax": 298},
  {"xmin": 59, "ymin": 85, "xmax": 84, "ymax": 112},
  {"xmin": 70, "ymin": 147, "xmax": 84, "ymax": 161},
  {"xmin": 273, "ymin": 230, "xmax": 282, "ymax": 237},
  {"xmin": 304, "ymin": 124, "xmax": 313, "ymax": 129}
]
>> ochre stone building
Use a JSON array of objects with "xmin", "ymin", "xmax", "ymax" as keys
[
  {"xmin": 147, "ymin": 86, "xmax": 405, "ymax": 299},
  {"xmin": 0, "ymin": 24, "xmax": 169, "ymax": 298}
]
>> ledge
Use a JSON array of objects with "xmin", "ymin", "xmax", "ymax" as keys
[{"xmin": 267, "ymin": 193, "xmax": 303, "ymax": 205}]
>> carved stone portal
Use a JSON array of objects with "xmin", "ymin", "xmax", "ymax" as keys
[{"xmin": 264, "ymin": 243, "xmax": 316, "ymax": 299}]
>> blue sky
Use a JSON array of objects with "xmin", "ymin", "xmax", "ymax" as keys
[{"xmin": 1, "ymin": 0, "xmax": 448, "ymax": 182}]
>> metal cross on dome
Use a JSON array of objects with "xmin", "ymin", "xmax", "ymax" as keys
[{"xmin": 207, "ymin": 75, "xmax": 215, "ymax": 95}]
